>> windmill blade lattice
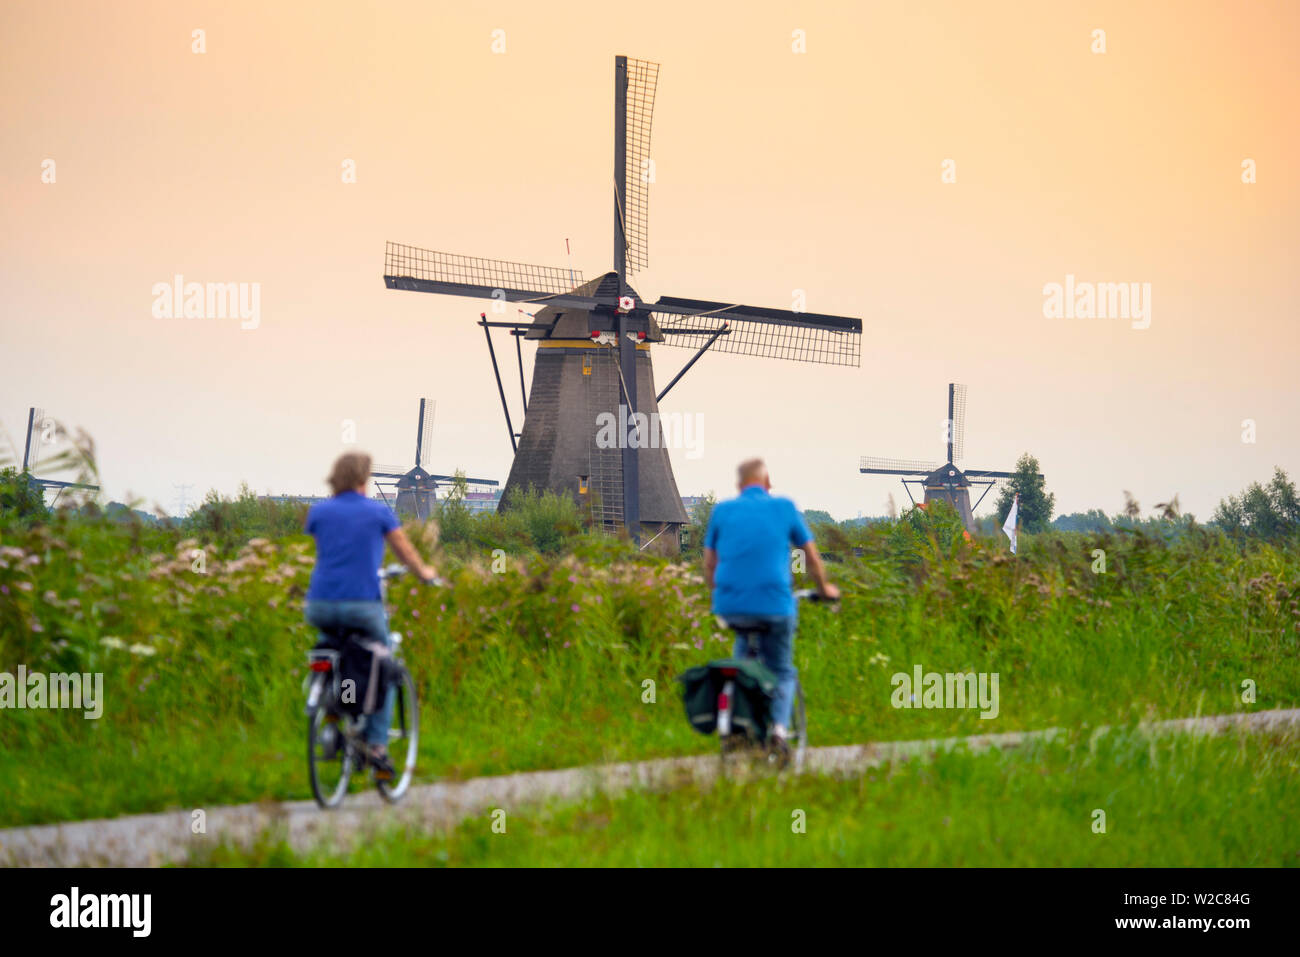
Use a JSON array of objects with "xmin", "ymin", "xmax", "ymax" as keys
[
  {"xmin": 417, "ymin": 398, "xmax": 436, "ymax": 469},
  {"xmin": 621, "ymin": 58, "xmax": 659, "ymax": 274},
  {"xmin": 654, "ymin": 301, "xmax": 861, "ymax": 367},
  {"xmin": 859, "ymin": 456, "xmax": 942, "ymax": 476},
  {"xmin": 23, "ymin": 407, "xmax": 46, "ymax": 472},
  {"xmin": 950, "ymin": 383, "xmax": 967, "ymax": 464},
  {"xmin": 384, "ymin": 242, "xmax": 588, "ymax": 302}
]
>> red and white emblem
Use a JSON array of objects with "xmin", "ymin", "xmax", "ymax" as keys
[{"xmin": 617, "ymin": 295, "xmax": 636, "ymax": 313}]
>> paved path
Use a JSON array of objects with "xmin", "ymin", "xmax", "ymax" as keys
[{"xmin": 4, "ymin": 708, "xmax": 1297, "ymax": 866}]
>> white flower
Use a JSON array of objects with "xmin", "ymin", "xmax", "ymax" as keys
[
  {"xmin": 128, "ymin": 643, "xmax": 157, "ymax": 657},
  {"xmin": 100, "ymin": 636, "xmax": 126, "ymax": 650}
]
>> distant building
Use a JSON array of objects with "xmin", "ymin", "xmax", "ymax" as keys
[
  {"xmin": 461, "ymin": 488, "xmax": 503, "ymax": 515},
  {"xmin": 680, "ymin": 495, "xmax": 709, "ymax": 520}
]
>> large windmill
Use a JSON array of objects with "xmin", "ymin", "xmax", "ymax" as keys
[
  {"xmin": 382, "ymin": 56, "xmax": 862, "ymax": 548},
  {"xmin": 370, "ymin": 398, "xmax": 498, "ymax": 520},
  {"xmin": 859, "ymin": 384, "xmax": 1034, "ymax": 532},
  {"xmin": 14, "ymin": 407, "xmax": 99, "ymax": 503}
]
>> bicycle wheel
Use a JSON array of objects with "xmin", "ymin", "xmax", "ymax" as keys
[
  {"xmin": 308, "ymin": 705, "xmax": 354, "ymax": 809},
  {"xmin": 789, "ymin": 680, "xmax": 808, "ymax": 772},
  {"xmin": 376, "ymin": 668, "xmax": 419, "ymax": 803}
]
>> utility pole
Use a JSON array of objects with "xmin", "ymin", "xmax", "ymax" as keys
[{"xmin": 173, "ymin": 483, "xmax": 194, "ymax": 518}]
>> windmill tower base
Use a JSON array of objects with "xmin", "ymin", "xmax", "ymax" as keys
[
  {"xmin": 395, "ymin": 488, "xmax": 436, "ymax": 521},
  {"xmin": 922, "ymin": 485, "xmax": 975, "ymax": 532}
]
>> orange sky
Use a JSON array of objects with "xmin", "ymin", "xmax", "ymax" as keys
[{"xmin": 2, "ymin": 0, "xmax": 1297, "ymax": 521}]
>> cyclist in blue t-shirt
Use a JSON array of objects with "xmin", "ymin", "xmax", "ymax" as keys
[
  {"xmin": 304, "ymin": 452, "xmax": 438, "ymax": 778},
  {"xmin": 703, "ymin": 458, "xmax": 838, "ymax": 751}
]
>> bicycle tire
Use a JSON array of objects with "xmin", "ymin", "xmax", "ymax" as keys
[
  {"xmin": 308, "ymin": 705, "xmax": 354, "ymax": 809},
  {"xmin": 376, "ymin": 668, "xmax": 419, "ymax": 803}
]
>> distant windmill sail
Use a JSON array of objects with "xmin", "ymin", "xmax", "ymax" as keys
[
  {"xmin": 1002, "ymin": 493, "xmax": 1019, "ymax": 554},
  {"xmin": 18, "ymin": 406, "xmax": 100, "ymax": 499}
]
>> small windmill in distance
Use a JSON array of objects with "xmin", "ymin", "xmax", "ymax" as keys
[
  {"xmin": 11, "ymin": 407, "xmax": 100, "ymax": 505},
  {"xmin": 859, "ymin": 384, "xmax": 1035, "ymax": 532},
  {"xmin": 370, "ymin": 398, "xmax": 498, "ymax": 520}
]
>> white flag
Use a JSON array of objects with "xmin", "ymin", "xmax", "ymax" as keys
[{"xmin": 1002, "ymin": 493, "xmax": 1019, "ymax": 554}]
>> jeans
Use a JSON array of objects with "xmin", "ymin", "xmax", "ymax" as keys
[
  {"xmin": 724, "ymin": 613, "xmax": 798, "ymax": 729},
  {"xmin": 304, "ymin": 600, "xmax": 393, "ymax": 747}
]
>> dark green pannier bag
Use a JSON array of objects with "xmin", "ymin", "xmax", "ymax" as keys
[{"xmin": 676, "ymin": 658, "xmax": 778, "ymax": 740}]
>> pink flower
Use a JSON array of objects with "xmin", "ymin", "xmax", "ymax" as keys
[
  {"xmin": 411, "ymin": 610, "xmax": 420, "ymax": 618},
  {"xmin": 570, "ymin": 603, "xmax": 580, "ymax": 613},
  {"xmin": 693, "ymin": 639, "xmax": 703, "ymax": 650},
  {"xmin": 440, "ymin": 604, "xmax": 446, "ymax": 612},
  {"xmin": 567, "ymin": 574, "xmax": 578, "ymax": 584},
  {"xmin": 563, "ymin": 641, "xmax": 571, "ymax": 648}
]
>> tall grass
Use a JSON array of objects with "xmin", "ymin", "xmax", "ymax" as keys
[{"xmin": 1, "ymin": 506, "xmax": 1298, "ymax": 827}]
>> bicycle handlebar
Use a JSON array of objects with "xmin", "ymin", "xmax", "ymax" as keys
[
  {"xmin": 793, "ymin": 588, "xmax": 839, "ymax": 605},
  {"xmin": 380, "ymin": 564, "xmax": 447, "ymax": 587}
]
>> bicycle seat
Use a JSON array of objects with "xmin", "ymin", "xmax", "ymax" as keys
[
  {"xmin": 721, "ymin": 616, "xmax": 776, "ymax": 637},
  {"xmin": 313, "ymin": 628, "xmax": 376, "ymax": 650}
]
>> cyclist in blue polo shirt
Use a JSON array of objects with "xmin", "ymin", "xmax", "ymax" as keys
[
  {"xmin": 703, "ymin": 458, "xmax": 838, "ymax": 751},
  {"xmin": 304, "ymin": 451, "xmax": 438, "ymax": 778}
]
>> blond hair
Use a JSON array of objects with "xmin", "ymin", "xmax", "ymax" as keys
[{"xmin": 327, "ymin": 451, "xmax": 373, "ymax": 495}]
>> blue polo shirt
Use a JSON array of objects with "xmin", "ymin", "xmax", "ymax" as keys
[
  {"xmin": 305, "ymin": 491, "xmax": 400, "ymax": 601},
  {"xmin": 704, "ymin": 485, "xmax": 813, "ymax": 617}
]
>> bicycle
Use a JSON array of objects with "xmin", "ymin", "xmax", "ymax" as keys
[
  {"xmin": 716, "ymin": 588, "xmax": 835, "ymax": 773},
  {"xmin": 304, "ymin": 564, "xmax": 434, "ymax": 809}
]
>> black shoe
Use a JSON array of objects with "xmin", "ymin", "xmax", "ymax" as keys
[{"xmin": 368, "ymin": 747, "xmax": 396, "ymax": 780}]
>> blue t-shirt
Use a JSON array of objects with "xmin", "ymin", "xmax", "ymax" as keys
[
  {"xmin": 305, "ymin": 491, "xmax": 400, "ymax": 601},
  {"xmin": 704, "ymin": 486, "xmax": 813, "ymax": 617}
]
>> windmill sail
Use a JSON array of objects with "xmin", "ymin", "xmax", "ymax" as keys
[
  {"xmin": 384, "ymin": 243, "xmax": 591, "ymax": 306},
  {"xmin": 654, "ymin": 299, "xmax": 861, "ymax": 366},
  {"xmin": 949, "ymin": 383, "xmax": 967, "ymax": 464},
  {"xmin": 620, "ymin": 57, "xmax": 659, "ymax": 275},
  {"xmin": 23, "ymin": 407, "xmax": 45, "ymax": 472},
  {"xmin": 415, "ymin": 398, "xmax": 436, "ymax": 469}
]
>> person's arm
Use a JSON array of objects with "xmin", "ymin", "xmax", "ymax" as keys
[
  {"xmin": 703, "ymin": 547, "xmax": 718, "ymax": 591},
  {"xmin": 385, "ymin": 527, "xmax": 438, "ymax": 582},
  {"xmin": 792, "ymin": 504, "xmax": 839, "ymax": 600},
  {"xmin": 801, "ymin": 540, "xmax": 839, "ymax": 600}
]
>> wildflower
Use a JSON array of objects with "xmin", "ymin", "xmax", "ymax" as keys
[
  {"xmin": 570, "ymin": 603, "xmax": 580, "ymax": 613},
  {"xmin": 411, "ymin": 610, "xmax": 420, "ymax": 619},
  {"xmin": 43, "ymin": 590, "xmax": 58, "ymax": 603},
  {"xmin": 563, "ymin": 641, "xmax": 571, "ymax": 648},
  {"xmin": 129, "ymin": 643, "xmax": 157, "ymax": 657},
  {"xmin": 30, "ymin": 620, "xmax": 44, "ymax": 633},
  {"xmin": 101, "ymin": 636, "xmax": 126, "ymax": 650},
  {"xmin": 693, "ymin": 639, "xmax": 703, "ymax": 650},
  {"xmin": 567, "ymin": 574, "xmax": 578, "ymax": 584},
  {"xmin": 16, "ymin": 581, "xmax": 33, "ymax": 592}
]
